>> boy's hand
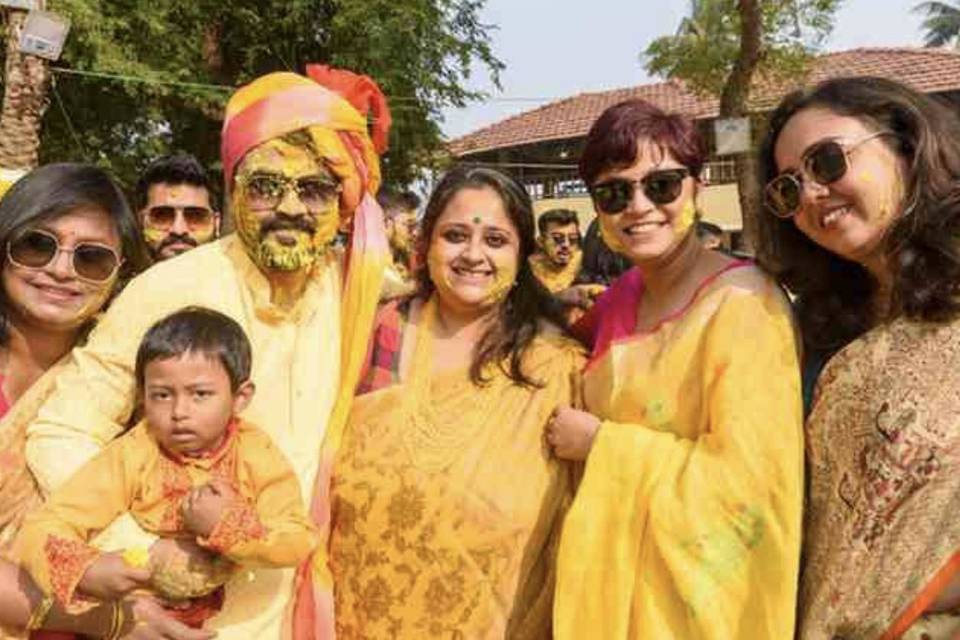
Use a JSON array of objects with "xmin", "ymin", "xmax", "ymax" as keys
[
  {"xmin": 546, "ymin": 405, "xmax": 601, "ymax": 461},
  {"xmin": 119, "ymin": 596, "xmax": 217, "ymax": 640},
  {"xmin": 181, "ymin": 479, "xmax": 238, "ymax": 537},
  {"xmin": 77, "ymin": 552, "xmax": 152, "ymax": 601}
]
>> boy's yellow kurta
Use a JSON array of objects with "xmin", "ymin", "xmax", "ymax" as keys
[
  {"xmin": 554, "ymin": 263, "xmax": 804, "ymax": 639},
  {"xmin": 17, "ymin": 418, "xmax": 318, "ymax": 612},
  {"xmin": 329, "ymin": 297, "xmax": 585, "ymax": 639}
]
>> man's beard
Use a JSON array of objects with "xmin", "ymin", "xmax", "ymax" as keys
[
  {"xmin": 154, "ymin": 233, "xmax": 198, "ymax": 259},
  {"xmin": 549, "ymin": 250, "xmax": 572, "ymax": 267},
  {"xmin": 254, "ymin": 214, "xmax": 321, "ymax": 271}
]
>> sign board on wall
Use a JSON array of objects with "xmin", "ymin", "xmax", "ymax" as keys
[
  {"xmin": 18, "ymin": 10, "xmax": 70, "ymax": 61},
  {"xmin": 714, "ymin": 117, "xmax": 751, "ymax": 155}
]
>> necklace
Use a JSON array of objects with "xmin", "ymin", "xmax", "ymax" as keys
[{"xmin": 399, "ymin": 297, "xmax": 504, "ymax": 474}]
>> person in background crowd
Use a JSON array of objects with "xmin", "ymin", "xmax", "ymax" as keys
[
  {"xmin": 758, "ymin": 75, "xmax": 960, "ymax": 640},
  {"xmin": 575, "ymin": 216, "xmax": 631, "ymax": 286},
  {"xmin": 696, "ymin": 219, "xmax": 725, "ymax": 251},
  {"xmin": 377, "ymin": 188, "xmax": 420, "ymax": 300},
  {"xmin": 529, "ymin": 208, "xmax": 582, "ymax": 293},
  {"xmin": 327, "ymin": 166, "xmax": 584, "ymax": 638},
  {"xmin": 135, "ymin": 155, "xmax": 220, "ymax": 262},
  {"xmin": 12, "ymin": 66, "xmax": 390, "ymax": 639},
  {"xmin": 548, "ymin": 98, "xmax": 803, "ymax": 639}
]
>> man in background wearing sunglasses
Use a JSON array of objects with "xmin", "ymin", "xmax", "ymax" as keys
[
  {"xmin": 20, "ymin": 67, "xmax": 390, "ymax": 639},
  {"xmin": 529, "ymin": 208, "xmax": 584, "ymax": 294},
  {"xmin": 135, "ymin": 154, "xmax": 220, "ymax": 262}
]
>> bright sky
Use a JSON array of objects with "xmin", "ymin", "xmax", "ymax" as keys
[{"xmin": 441, "ymin": 0, "xmax": 928, "ymax": 139}]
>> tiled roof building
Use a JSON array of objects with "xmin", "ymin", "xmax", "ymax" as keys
[
  {"xmin": 450, "ymin": 48, "xmax": 960, "ymax": 157},
  {"xmin": 446, "ymin": 48, "xmax": 960, "ymax": 243}
]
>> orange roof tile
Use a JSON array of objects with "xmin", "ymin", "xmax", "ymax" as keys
[{"xmin": 449, "ymin": 47, "xmax": 960, "ymax": 157}]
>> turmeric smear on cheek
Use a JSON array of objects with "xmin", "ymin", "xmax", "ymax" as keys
[
  {"xmin": 142, "ymin": 226, "xmax": 167, "ymax": 246},
  {"xmin": 598, "ymin": 216, "xmax": 628, "ymax": 254},
  {"xmin": 483, "ymin": 266, "xmax": 515, "ymax": 306},
  {"xmin": 674, "ymin": 200, "xmax": 697, "ymax": 235}
]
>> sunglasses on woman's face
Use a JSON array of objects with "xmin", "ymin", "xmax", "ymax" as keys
[
  {"xmin": 764, "ymin": 130, "xmax": 894, "ymax": 219},
  {"xmin": 144, "ymin": 205, "xmax": 214, "ymax": 231},
  {"xmin": 7, "ymin": 228, "xmax": 122, "ymax": 283},
  {"xmin": 589, "ymin": 168, "xmax": 690, "ymax": 214}
]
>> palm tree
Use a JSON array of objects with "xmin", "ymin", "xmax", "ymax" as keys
[
  {"xmin": 914, "ymin": 0, "xmax": 960, "ymax": 48},
  {"xmin": 0, "ymin": 5, "xmax": 52, "ymax": 171}
]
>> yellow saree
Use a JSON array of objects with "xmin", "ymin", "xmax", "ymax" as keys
[
  {"xmin": 329, "ymin": 296, "xmax": 584, "ymax": 638},
  {"xmin": 555, "ymin": 263, "xmax": 804, "ymax": 639}
]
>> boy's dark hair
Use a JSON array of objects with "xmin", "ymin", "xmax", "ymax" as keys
[
  {"xmin": 135, "ymin": 154, "xmax": 212, "ymax": 210},
  {"xmin": 135, "ymin": 307, "xmax": 252, "ymax": 392},
  {"xmin": 537, "ymin": 208, "xmax": 579, "ymax": 235}
]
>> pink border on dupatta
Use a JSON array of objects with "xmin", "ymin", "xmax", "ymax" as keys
[{"xmin": 584, "ymin": 259, "xmax": 753, "ymax": 372}]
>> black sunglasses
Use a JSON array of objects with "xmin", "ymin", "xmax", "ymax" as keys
[
  {"xmin": 7, "ymin": 228, "xmax": 122, "ymax": 283},
  {"xmin": 764, "ymin": 131, "xmax": 893, "ymax": 218},
  {"xmin": 589, "ymin": 168, "xmax": 690, "ymax": 214},
  {"xmin": 240, "ymin": 173, "xmax": 341, "ymax": 212}
]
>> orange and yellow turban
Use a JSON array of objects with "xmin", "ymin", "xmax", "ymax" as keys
[
  {"xmin": 221, "ymin": 67, "xmax": 391, "ymax": 639},
  {"xmin": 221, "ymin": 65, "xmax": 389, "ymax": 219}
]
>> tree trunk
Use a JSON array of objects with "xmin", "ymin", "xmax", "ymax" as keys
[
  {"xmin": 719, "ymin": 0, "xmax": 762, "ymax": 253},
  {"xmin": 0, "ymin": 5, "xmax": 51, "ymax": 171}
]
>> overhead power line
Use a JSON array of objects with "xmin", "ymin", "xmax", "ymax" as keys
[{"xmin": 48, "ymin": 67, "xmax": 563, "ymax": 104}]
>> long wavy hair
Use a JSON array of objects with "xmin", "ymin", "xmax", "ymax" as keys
[
  {"xmin": 0, "ymin": 163, "xmax": 150, "ymax": 346},
  {"xmin": 756, "ymin": 76, "xmax": 960, "ymax": 350},
  {"xmin": 416, "ymin": 166, "xmax": 567, "ymax": 388}
]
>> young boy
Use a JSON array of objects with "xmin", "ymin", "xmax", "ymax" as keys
[{"xmin": 16, "ymin": 307, "xmax": 318, "ymax": 632}]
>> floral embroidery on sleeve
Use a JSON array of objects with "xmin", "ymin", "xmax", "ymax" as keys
[
  {"xmin": 201, "ymin": 499, "xmax": 267, "ymax": 553},
  {"xmin": 43, "ymin": 535, "xmax": 99, "ymax": 610}
]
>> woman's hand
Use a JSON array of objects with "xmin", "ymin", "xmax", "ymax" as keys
[
  {"xmin": 77, "ymin": 552, "xmax": 151, "ymax": 601},
  {"xmin": 118, "ymin": 597, "xmax": 216, "ymax": 640},
  {"xmin": 148, "ymin": 538, "xmax": 234, "ymax": 601},
  {"xmin": 546, "ymin": 406, "xmax": 601, "ymax": 461},
  {"xmin": 556, "ymin": 284, "xmax": 606, "ymax": 309}
]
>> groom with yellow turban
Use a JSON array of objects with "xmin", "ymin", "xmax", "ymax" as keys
[{"xmin": 10, "ymin": 66, "xmax": 390, "ymax": 638}]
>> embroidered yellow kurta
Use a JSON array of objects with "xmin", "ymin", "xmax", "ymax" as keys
[
  {"xmin": 21, "ymin": 234, "xmax": 341, "ymax": 638},
  {"xmin": 529, "ymin": 251, "xmax": 582, "ymax": 294},
  {"xmin": 329, "ymin": 298, "xmax": 585, "ymax": 639},
  {"xmin": 555, "ymin": 265, "xmax": 804, "ymax": 639},
  {"xmin": 16, "ymin": 419, "xmax": 317, "ymax": 612}
]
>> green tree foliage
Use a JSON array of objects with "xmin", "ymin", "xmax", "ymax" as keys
[
  {"xmin": 645, "ymin": 0, "xmax": 839, "ymax": 98},
  {"xmin": 914, "ymin": 1, "xmax": 960, "ymax": 48},
  {"xmin": 22, "ymin": 0, "xmax": 503, "ymax": 192}
]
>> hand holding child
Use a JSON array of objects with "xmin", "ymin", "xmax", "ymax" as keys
[
  {"xmin": 181, "ymin": 479, "xmax": 238, "ymax": 537},
  {"xmin": 77, "ymin": 552, "xmax": 152, "ymax": 601},
  {"xmin": 546, "ymin": 405, "xmax": 601, "ymax": 461}
]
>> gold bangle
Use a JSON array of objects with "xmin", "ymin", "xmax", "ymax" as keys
[
  {"xmin": 25, "ymin": 595, "xmax": 54, "ymax": 631},
  {"xmin": 105, "ymin": 601, "xmax": 125, "ymax": 640}
]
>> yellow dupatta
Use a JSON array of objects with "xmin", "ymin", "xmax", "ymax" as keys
[{"xmin": 554, "ymin": 264, "xmax": 803, "ymax": 639}]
